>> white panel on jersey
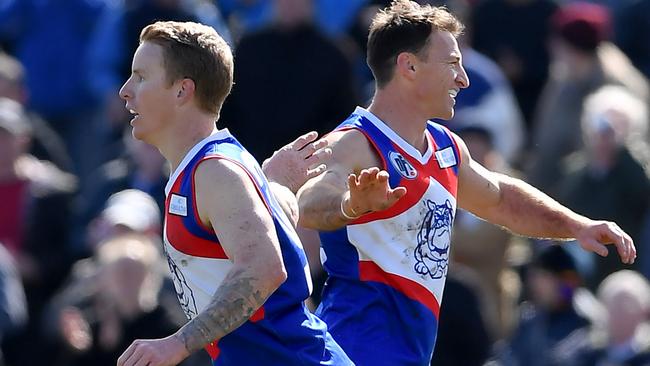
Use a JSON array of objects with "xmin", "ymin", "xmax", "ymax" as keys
[
  {"xmin": 164, "ymin": 232, "xmax": 233, "ymax": 319},
  {"xmin": 347, "ymin": 178, "xmax": 457, "ymax": 303}
]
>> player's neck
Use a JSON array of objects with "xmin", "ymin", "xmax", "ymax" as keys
[
  {"xmin": 368, "ymin": 90, "xmax": 429, "ymax": 154},
  {"xmin": 158, "ymin": 110, "xmax": 218, "ymax": 171}
]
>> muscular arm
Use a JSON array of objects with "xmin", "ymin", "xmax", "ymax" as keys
[
  {"xmin": 455, "ymin": 132, "xmax": 635, "ymax": 263},
  {"xmin": 457, "ymin": 154, "xmax": 588, "ymax": 239},
  {"xmin": 173, "ymin": 159, "xmax": 287, "ymax": 354},
  {"xmin": 298, "ymin": 130, "xmax": 405, "ymax": 231}
]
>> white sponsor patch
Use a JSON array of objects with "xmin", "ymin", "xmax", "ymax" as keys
[
  {"xmin": 435, "ymin": 147, "xmax": 457, "ymax": 169},
  {"xmin": 169, "ymin": 194, "xmax": 188, "ymax": 216}
]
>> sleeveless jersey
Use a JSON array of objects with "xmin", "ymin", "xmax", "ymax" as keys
[
  {"xmin": 164, "ymin": 129, "xmax": 351, "ymax": 365},
  {"xmin": 317, "ymin": 107, "xmax": 461, "ymax": 366}
]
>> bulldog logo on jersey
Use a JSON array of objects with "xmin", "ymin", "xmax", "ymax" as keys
[
  {"xmin": 164, "ymin": 247, "xmax": 198, "ymax": 319},
  {"xmin": 389, "ymin": 151, "xmax": 417, "ymax": 179},
  {"xmin": 414, "ymin": 199, "xmax": 454, "ymax": 279}
]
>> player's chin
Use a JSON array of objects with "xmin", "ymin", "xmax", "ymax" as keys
[
  {"xmin": 439, "ymin": 109, "xmax": 454, "ymax": 121},
  {"xmin": 131, "ymin": 125, "xmax": 148, "ymax": 142}
]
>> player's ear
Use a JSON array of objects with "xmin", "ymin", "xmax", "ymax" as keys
[
  {"xmin": 396, "ymin": 52, "xmax": 417, "ymax": 81},
  {"xmin": 176, "ymin": 78, "xmax": 196, "ymax": 104}
]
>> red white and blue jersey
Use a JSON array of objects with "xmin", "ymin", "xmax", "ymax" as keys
[
  {"xmin": 317, "ymin": 107, "xmax": 461, "ymax": 366},
  {"xmin": 164, "ymin": 129, "xmax": 351, "ymax": 366}
]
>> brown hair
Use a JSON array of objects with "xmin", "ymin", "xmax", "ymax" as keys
[
  {"xmin": 367, "ymin": 0, "xmax": 464, "ymax": 88},
  {"xmin": 140, "ymin": 21, "xmax": 233, "ymax": 115}
]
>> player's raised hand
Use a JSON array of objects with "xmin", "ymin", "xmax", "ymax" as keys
[
  {"xmin": 575, "ymin": 220, "xmax": 636, "ymax": 264},
  {"xmin": 343, "ymin": 167, "xmax": 407, "ymax": 218},
  {"xmin": 262, "ymin": 131, "xmax": 332, "ymax": 193}
]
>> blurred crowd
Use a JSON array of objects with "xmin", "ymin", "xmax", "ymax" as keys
[{"xmin": 0, "ymin": 0, "xmax": 649, "ymax": 365}]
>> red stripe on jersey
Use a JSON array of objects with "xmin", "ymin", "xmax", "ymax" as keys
[
  {"xmin": 359, "ymin": 261, "xmax": 440, "ymax": 318},
  {"xmin": 202, "ymin": 306, "xmax": 263, "ymax": 360},
  {"xmin": 250, "ymin": 306, "xmax": 265, "ymax": 322},
  {"xmin": 165, "ymin": 171, "xmax": 228, "ymax": 259},
  {"xmin": 205, "ymin": 341, "xmax": 220, "ymax": 360},
  {"xmin": 353, "ymin": 140, "xmax": 457, "ymax": 224}
]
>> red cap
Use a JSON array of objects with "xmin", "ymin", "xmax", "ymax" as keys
[{"xmin": 552, "ymin": 1, "xmax": 611, "ymax": 52}]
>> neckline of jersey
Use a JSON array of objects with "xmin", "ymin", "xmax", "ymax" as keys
[
  {"xmin": 165, "ymin": 128, "xmax": 233, "ymax": 195},
  {"xmin": 353, "ymin": 106, "xmax": 434, "ymax": 164}
]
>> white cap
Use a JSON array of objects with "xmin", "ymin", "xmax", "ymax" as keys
[{"xmin": 102, "ymin": 189, "xmax": 161, "ymax": 232}]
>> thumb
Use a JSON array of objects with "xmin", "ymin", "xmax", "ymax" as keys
[{"xmin": 387, "ymin": 187, "xmax": 407, "ymax": 204}]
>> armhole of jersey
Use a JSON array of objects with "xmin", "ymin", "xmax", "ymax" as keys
[
  {"xmin": 336, "ymin": 126, "xmax": 389, "ymax": 172},
  {"xmin": 190, "ymin": 155, "xmax": 273, "ymax": 235}
]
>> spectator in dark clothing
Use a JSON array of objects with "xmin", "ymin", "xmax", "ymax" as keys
[
  {"xmin": 221, "ymin": 0, "xmax": 357, "ymax": 161},
  {"xmin": 0, "ymin": 0, "xmax": 108, "ymax": 182},
  {"xmin": 0, "ymin": 52, "xmax": 72, "ymax": 172},
  {"xmin": 0, "ymin": 98, "xmax": 77, "ymax": 366},
  {"xmin": 72, "ymin": 130, "xmax": 167, "ymax": 256},
  {"xmin": 577, "ymin": 270, "xmax": 650, "ymax": 366},
  {"xmin": 497, "ymin": 245, "xmax": 594, "ymax": 366},
  {"xmin": 431, "ymin": 267, "xmax": 491, "ymax": 366},
  {"xmin": 615, "ymin": 0, "xmax": 650, "ymax": 80},
  {"xmin": 0, "ymin": 243, "xmax": 27, "ymax": 364},
  {"xmin": 526, "ymin": 2, "xmax": 649, "ymax": 195},
  {"xmin": 556, "ymin": 85, "xmax": 650, "ymax": 289},
  {"xmin": 471, "ymin": 0, "xmax": 558, "ymax": 125}
]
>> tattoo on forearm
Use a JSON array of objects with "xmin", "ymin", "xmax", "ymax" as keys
[{"xmin": 174, "ymin": 268, "xmax": 266, "ymax": 353}]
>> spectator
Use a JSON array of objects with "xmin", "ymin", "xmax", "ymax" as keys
[
  {"xmin": 0, "ymin": 97, "xmax": 77, "ymax": 366},
  {"xmin": 527, "ymin": 1, "xmax": 649, "ymax": 195},
  {"xmin": 84, "ymin": 189, "xmax": 162, "ymax": 255},
  {"xmin": 451, "ymin": 126, "xmax": 521, "ymax": 341},
  {"xmin": 439, "ymin": 0, "xmax": 526, "ymax": 165},
  {"xmin": 221, "ymin": 0, "xmax": 357, "ymax": 161},
  {"xmin": 497, "ymin": 245, "xmax": 594, "ymax": 366},
  {"xmin": 72, "ymin": 130, "xmax": 167, "ymax": 256},
  {"xmin": 556, "ymin": 85, "xmax": 650, "ymax": 288},
  {"xmin": 431, "ymin": 266, "xmax": 492, "ymax": 366},
  {"xmin": 0, "ymin": 0, "xmax": 109, "ymax": 181},
  {"xmin": 615, "ymin": 0, "xmax": 650, "ymax": 80},
  {"xmin": 577, "ymin": 270, "xmax": 650, "ymax": 366},
  {"xmin": 0, "ymin": 52, "xmax": 72, "ymax": 172},
  {"xmin": 0, "ymin": 243, "xmax": 27, "ymax": 365},
  {"xmin": 471, "ymin": 0, "xmax": 558, "ymax": 125},
  {"xmin": 44, "ymin": 234, "xmax": 206, "ymax": 366}
]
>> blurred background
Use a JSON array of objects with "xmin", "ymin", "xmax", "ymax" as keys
[{"xmin": 0, "ymin": 0, "xmax": 648, "ymax": 365}]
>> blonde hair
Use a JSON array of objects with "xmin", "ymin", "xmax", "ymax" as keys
[{"xmin": 140, "ymin": 21, "xmax": 233, "ymax": 116}]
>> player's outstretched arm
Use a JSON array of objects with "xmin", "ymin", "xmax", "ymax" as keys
[
  {"xmin": 454, "ymin": 132, "xmax": 636, "ymax": 265},
  {"xmin": 298, "ymin": 130, "xmax": 406, "ymax": 231},
  {"xmin": 262, "ymin": 131, "xmax": 332, "ymax": 194},
  {"xmin": 117, "ymin": 159, "xmax": 287, "ymax": 366}
]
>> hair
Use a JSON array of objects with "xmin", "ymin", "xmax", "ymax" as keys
[
  {"xmin": 598, "ymin": 270, "xmax": 650, "ymax": 312},
  {"xmin": 96, "ymin": 234, "xmax": 164, "ymax": 312},
  {"xmin": 140, "ymin": 21, "xmax": 233, "ymax": 116},
  {"xmin": 582, "ymin": 85, "xmax": 648, "ymax": 143},
  {"xmin": 367, "ymin": 0, "xmax": 464, "ymax": 88}
]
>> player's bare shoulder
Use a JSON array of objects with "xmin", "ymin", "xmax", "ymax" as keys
[{"xmin": 327, "ymin": 128, "xmax": 383, "ymax": 172}]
